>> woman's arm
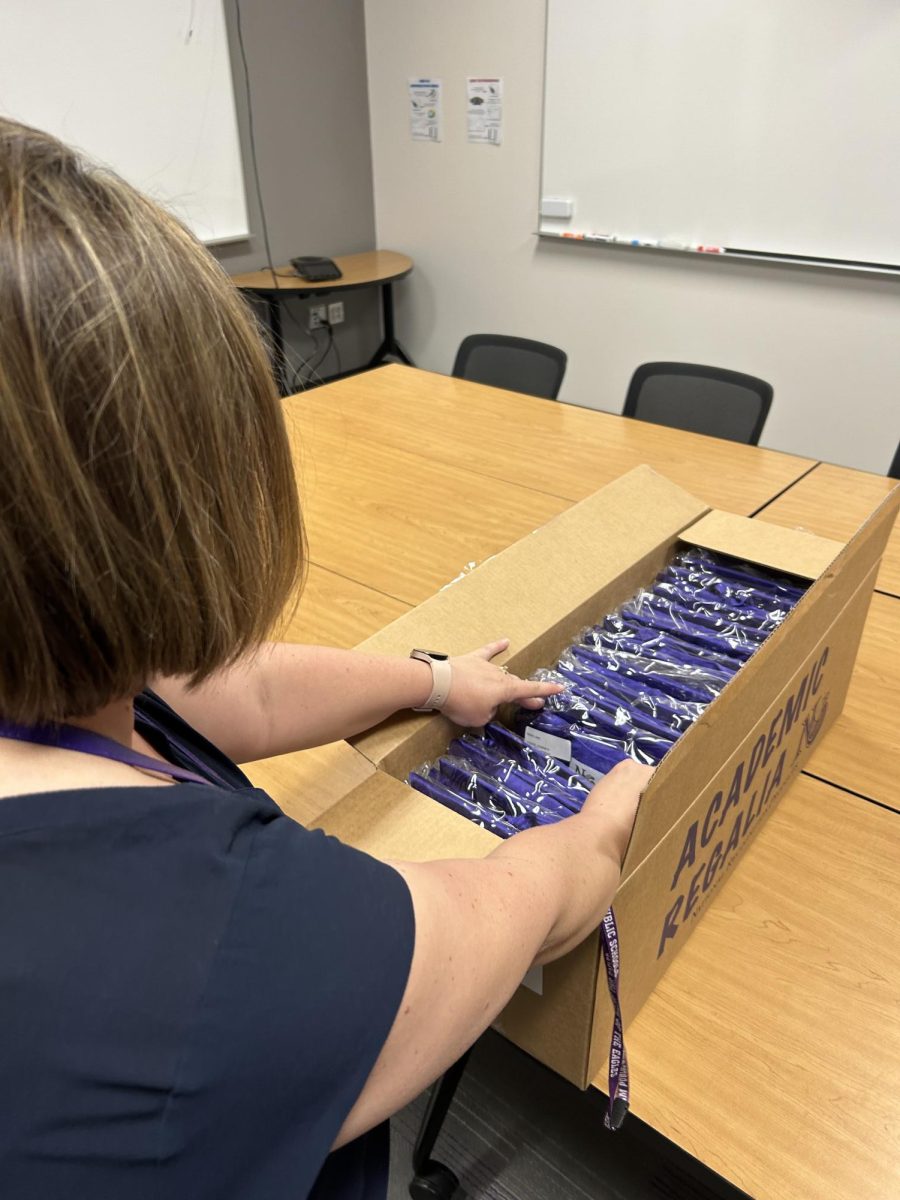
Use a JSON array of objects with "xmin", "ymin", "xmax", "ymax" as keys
[
  {"xmin": 151, "ymin": 639, "xmax": 561, "ymax": 763},
  {"xmin": 333, "ymin": 758, "xmax": 652, "ymax": 1148}
]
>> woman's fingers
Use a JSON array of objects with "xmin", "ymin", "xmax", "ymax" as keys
[
  {"xmin": 511, "ymin": 678, "xmax": 563, "ymax": 696},
  {"xmin": 474, "ymin": 638, "xmax": 510, "ymax": 661},
  {"xmin": 505, "ymin": 677, "xmax": 564, "ymax": 711},
  {"xmin": 441, "ymin": 642, "xmax": 563, "ymax": 725}
]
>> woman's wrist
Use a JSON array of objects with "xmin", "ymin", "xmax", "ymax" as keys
[
  {"xmin": 399, "ymin": 654, "xmax": 435, "ymax": 710},
  {"xmin": 409, "ymin": 650, "xmax": 453, "ymax": 712},
  {"xmin": 578, "ymin": 809, "xmax": 633, "ymax": 869}
]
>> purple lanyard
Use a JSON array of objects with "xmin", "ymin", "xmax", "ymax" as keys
[
  {"xmin": 0, "ymin": 719, "xmax": 215, "ymax": 787},
  {"xmin": 600, "ymin": 907, "xmax": 630, "ymax": 1130}
]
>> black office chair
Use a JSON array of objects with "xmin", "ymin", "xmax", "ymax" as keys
[
  {"xmin": 623, "ymin": 362, "xmax": 773, "ymax": 445},
  {"xmin": 452, "ymin": 333, "xmax": 567, "ymax": 400},
  {"xmin": 888, "ymin": 441, "xmax": 900, "ymax": 480}
]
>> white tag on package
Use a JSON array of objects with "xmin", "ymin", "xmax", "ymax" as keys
[
  {"xmin": 524, "ymin": 727, "xmax": 572, "ymax": 762},
  {"xmin": 522, "ymin": 964, "xmax": 544, "ymax": 995}
]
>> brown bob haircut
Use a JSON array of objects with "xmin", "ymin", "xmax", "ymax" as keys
[{"xmin": 0, "ymin": 118, "xmax": 304, "ymax": 725}]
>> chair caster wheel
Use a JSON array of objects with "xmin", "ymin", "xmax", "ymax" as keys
[{"xmin": 409, "ymin": 1158, "xmax": 461, "ymax": 1199}]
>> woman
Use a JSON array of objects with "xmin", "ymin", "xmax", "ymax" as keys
[{"xmin": 0, "ymin": 118, "xmax": 651, "ymax": 1199}]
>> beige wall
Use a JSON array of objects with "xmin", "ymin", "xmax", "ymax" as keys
[
  {"xmin": 217, "ymin": 0, "xmax": 379, "ymax": 379},
  {"xmin": 364, "ymin": 0, "xmax": 900, "ymax": 474}
]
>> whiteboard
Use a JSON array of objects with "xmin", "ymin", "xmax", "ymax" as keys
[
  {"xmin": 0, "ymin": 0, "xmax": 248, "ymax": 245},
  {"xmin": 541, "ymin": 0, "xmax": 900, "ymax": 267}
]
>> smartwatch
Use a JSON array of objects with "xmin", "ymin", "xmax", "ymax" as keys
[{"xmin": 410, "ymin": 649, "xmax": 452, "ymax": 712}]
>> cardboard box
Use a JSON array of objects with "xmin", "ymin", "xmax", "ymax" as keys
[{"xmin": 312, "ymin": 466, "xmax": 899, "ymax": 1089}]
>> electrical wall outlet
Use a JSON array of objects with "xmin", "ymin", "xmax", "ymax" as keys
[
  {"xmin": 327, "ymin": 300, "xmax": 345, "ymax": 325},
  {"xmin": 308, "ymin": 304, "xmax": 327, "ymax": 331}
]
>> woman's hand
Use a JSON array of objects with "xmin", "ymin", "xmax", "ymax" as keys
[
  {"xmin": 578, "ymin": 759, "xmax": 655, "ymax": 866},
  {"xmin": 440, "ymin": 638, "xmax": 564, "ymax": 727},
  {"xmin": 337, "ymin": 750, "xmax": 654, "ymax": 1148}
]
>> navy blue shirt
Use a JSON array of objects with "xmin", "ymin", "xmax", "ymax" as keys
[{"xmin": 0, "ymin": 692, "xmax": 415, "ymax": 1198}]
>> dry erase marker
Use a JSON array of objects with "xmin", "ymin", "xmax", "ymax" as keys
[
  {"xmin": 659, "ymin": 236, "xmax": 691, "ymax": 250},
  {"xmin": 561, "ymin": 232, "xmax": 585, "ymax": 239},
  {"xmin": 694, "ymin": 244, "xmax": 725, "ymax": 254},
  {"xmin": 611, "ymin": 235, "xmax": 658, "ymax": 247}
]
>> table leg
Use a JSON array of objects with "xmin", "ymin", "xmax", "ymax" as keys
[
  {"xmin": 369, "ymin": 282, "xmax": 414, "ymax": 367},
  {"xmin": 263, "ymin": 294, "xmax": 290, "ymax": 396},
  {"xmin": 408, "ymin": 1050, "xmax": 470, "ymax": 1198}
]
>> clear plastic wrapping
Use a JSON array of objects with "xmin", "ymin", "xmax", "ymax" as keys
[
  {"xmin": 522, "ymin": 672, "xmax": 674, "ymax": 767},
  {"xmin": 631, "ymin": 586, "xmax": 785, "ymax": 637},
  {"xmin": 478, "ymin": 722, "xmax": 592, "ymax": 797},
  {"xmin": 537, "ymin": 667, "xmax": 681, "ymax": 745},
  {"xmin": 408, "ymin": 548, "xmax": 807, "ymax": 830},
  {"xmin": 521, "ymin": 709, "xmax": 632, "ymax": 779},
  {"xmin": 555, "ymin": 657, "xmax": 707, "ymax": 735},
  {"xmin": 407, "ymin": 764, "xmax": 522, "ymax": 837},
  {"xmin": 620, "ymin": 601, "xmax": 764, "ymax": 653},
  {"xmin": 450, "ymin": 727, "xmax": 589, "ymax": 814},
  {"xmin": 591, "ymin": 611, "xmax": 753, "ymax": 667},
  {"xmin": 661, "ymin": 548, "xmax": 806, "ymax": 608},
  {"xmin": 408, "ymin": 721, "xmax": 596, "ymax": 837},
  {"xmin": 439, "ymin": 755, "xmax": 569, "ymax": 826},
  {"xmin": 568, "ymin": 642, "xmax": 729, "ymax": 705}
]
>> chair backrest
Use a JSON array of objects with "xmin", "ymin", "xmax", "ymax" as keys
[
  {"xmin": 889, "ymin": 441, "xmax": 900, "ymax": 480},
  {"xmin": 623, "ymin": 362, "xmax": 773, "ymax": 445},
  {"xmin": 452, "ymin": 334, "xmax": 567, "ymax": 400}
]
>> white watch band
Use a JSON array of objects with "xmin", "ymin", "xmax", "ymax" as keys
[{"xmin": 410, "ymin": 650, "xmax": 452, "ymax": 712}]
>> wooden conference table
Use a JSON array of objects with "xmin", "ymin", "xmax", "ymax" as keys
[{"xmin": 245, "ymin": 365, "xmax": 900, "ymax": 1200}]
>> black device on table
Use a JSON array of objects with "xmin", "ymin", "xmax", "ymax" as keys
[{"xmin": 289, "ymin": 255, "xmax": 343, "ymax": 282}]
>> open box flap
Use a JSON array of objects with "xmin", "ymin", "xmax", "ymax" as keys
[
  {"xmin": 352, "ymin": 466, "xmax": 709, "ymax": 771},
  {"xmin": 311, "ymin": 768, "xmax": 498, "ymax": 861},
  {"xmin": 683, "ymin": 509, "xmax": 845, "ymax": 580}
]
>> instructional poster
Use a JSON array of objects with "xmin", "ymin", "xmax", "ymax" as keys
[
  {"xmin": 408, "ymin": 78, "xmax": 442, "ymax": 142},
  {"xmin": 467, "ymin": 76, "xmax": 503, "ymax": 144}
]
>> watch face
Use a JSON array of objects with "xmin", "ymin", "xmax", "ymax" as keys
[{"xmin": 412, "ymin": 648, "xmax": 449, "ymax": 661}]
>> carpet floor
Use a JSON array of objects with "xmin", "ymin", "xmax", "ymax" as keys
[{"xmin": 388, "ymin": 1031, "xmax": 747, "ymax": 1200}]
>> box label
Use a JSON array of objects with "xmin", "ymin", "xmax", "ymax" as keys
[{"xmin": 656, "ymin": 644, "xmax": 831, "ymax": 961}]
